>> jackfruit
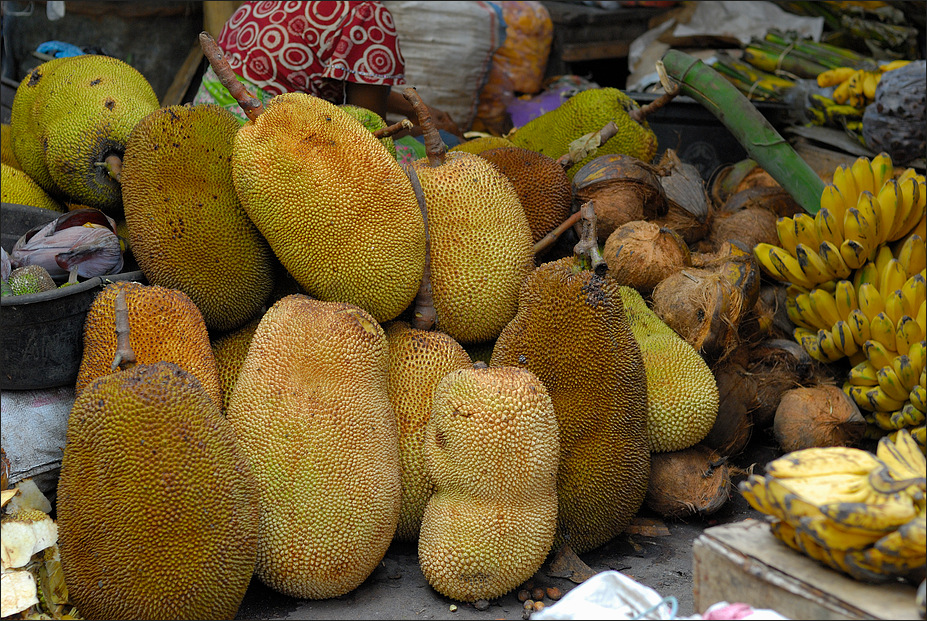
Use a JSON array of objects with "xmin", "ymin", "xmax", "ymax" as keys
[
  {"xmin": 340, "ymin": 103, "xmax": 398, "ymax": 159},
  {"xmin": 477, "ymin": 146, "xmax": 573, "ymax": 244},
  {"xmin": 211, "ymin": 316, "xmax": 261, "ymax": 412},
  {"xmin": 225, "ymin": 294, "xmax": 401, "ymax": 599},
  {"xmin": 508, "ymin": 87, "xmax": 658, "ymax": 178},
  {"xmin": 6, "ymin": 265, "xmax": 56, "ymax": 295},
  {"xmin": 56, "ymin": 361, "xmax": 260, "ymax": 620},
  {"xmin": 490, "ymin": 256, "xmax": 650, "ymax": 554},
  {"xmin": 122, "ymin": 103, "xmax": 275, "ymax": 332},
  {"xmin": 385, "ymin": 320, "xmax": 472, "ymax": 542},
  {"xmin": 418, "ymin": 363, "xmax": 559, "ymax": 602},
  {"xmin": 75, "ymin": 281, "xmax": 223, "ymax": 408},
  {"xmin": 618, "ymin": 286, "xmax": 719, "ymax": 453},
  {"xmin": 232, "ymin": 92, "xmax": 425, "ymax": 323},
  {"xmin": 405, "ymin": 89, "xmax": 535, "ymax": 344},
  {"xmin": 10, "ymin": 55, "xmax": 160, "ymax": 216},
  {"xmin": 1, "ymin": 163, "xmax": 64, "ymax": 212},
  {"xmin": 449, "ymin": 135, "xmax": 517, "ymax": 155},
  {"xmin": 1, "ymin": 123, "xmax": 21, "ymax": 170}
]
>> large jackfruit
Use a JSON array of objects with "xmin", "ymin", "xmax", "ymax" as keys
[
  {"xmin": 619, "ymin": 286, "xmax": 719, "ymax": 453},
  {"xmin": 122, "ymin": 104, "xmax": 275, "ymax": 332},
  {"xmin": 449, "ymin": 134, "xmax": 517, "ymax": 155},
  {"xmin": 57, "ymin": 361, "xmax": 260, "ymax": 620},
  {"xmin": 211, "ymin": 316, "xmax": 261, "ymax": 413},
  {"xmin": 10, "ymin": 55, "xmax": 160, "ymax": 216},
  {"xmin": 490, "ymin": 257, "xmax": 650, "ymax": 554},
  {"xmin": 232, "ymin": 92, "xmax": 425, "ymax": 323},
  {"xmin": 340, "ymin": 104, "xmax": 398, "ymax": 159},
  {"xmin": 419, "ymin": 364, "xmax": 559, "ymax": 602},
  {"xmin": 384, "ymin": 320, "xmax": 472, "ymax": 542},
  {"xmin": 405, "ymin": 90, "xmax": 535, "ymax": 344},
  {"xmin": 1, "ymin": 163, "xmax": 64, "ymax": 212},
  {"xmin": 225, "ymin": 294, "xmax": 401, "ymax": 599},
  {"xmin": 76, "ymin": 281, "xmax": 223, "ymax": 408},
  {"xmin": 1, "ymin": 123, "xmax": 21, "ymax": 170},
  {"xmin": 508, "ymin": 87, "xmax": 658, "ymax": 178}
]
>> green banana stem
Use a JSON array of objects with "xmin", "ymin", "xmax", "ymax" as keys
[{"xmin": 661, "ymin": 49, "xmax": 825, "ymax": 215}]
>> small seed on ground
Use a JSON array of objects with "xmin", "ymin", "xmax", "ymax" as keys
[
  {"xmin": 531, "ymin": 587, "xmax": 546, "ymax": 601},
  {"xmin": 546, "ymin": 586, "xmax": 562, "ymax": 600}
]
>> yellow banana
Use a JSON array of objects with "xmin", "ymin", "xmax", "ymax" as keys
[
  {"xmin": 841, "ymin": 238, "xmax": 870, "ymax": 271},
  {"xmin": 861, "ymin": 70, "xmax": 880, "ymax": 101},
  {"xmin": 845, "ymin": 545, "xmax": 926, "ymax": 582},
  {"xmin": 819, "ymin": 240, "xmax": 853, "ymax": 280},
  {"xmin": 879, "ymin": 426, "xmax": 926, "ymax": 480},
  {"xmin": 843, "ymin": 207, "xmax": 876, "ymax": 260},
  {"xmin": 818, "ymin": 328, "xmax": 846, "ymax": 362},
  {"xmin": 892, "ymin": 354, "xmax": 920, "ymax": 392},
  {"xmin": 796, "ymin": 244, "xmax": 836, "ymax": 286},
  {"xmin": 786, "ymin": 294, "xmax": 815, "ymax": 329},
  {"xmin": 738, "ymin": 475, "xmax": 781, "ymax": 516},
  {"xmin": 818, "ymin": 66, "xmax": 858, "ymax": 87},
  {"xmin": 890, "ymin": 404, "xmax": 926, "ymax": 429},
  {"xmin": 868, "ymin": 312, "xmax": 898, "ymax": 353},
  {"xmin": 797, "ymin": 327, "xmax": 829, "ymax": 363},
  {"xmin": 870, "ymin": 409, "xmax": 904, "ymax": 431},
  {"xmin": 833, "ymin": 164, "xmax": 860, "ymax": 208},
  {"xmin": 896, "ymin": 233, "xmax": 926, "ymax": 278},
  {"xmin": 794, "ymin": 292, "xmax": 828, "ymax": 330},
  {"xmin": 833, "ymin": 320, "xmax": 860, "ymax": 357},
  {"xmin": 833, "ymin": 279, "xmax": 858, "ymax": 320},
  {"xmin": 877, "ymin": 364, "xmax": 913, "ymax": 403},
  {"xmin": 809, "ymin": 287, "xmax": 842, "ymax": 327},
  {"xmin": 911, "ymin": 425, "xmax": 926, "ymax": 447},
  {"xmin": 895, "ymin": 315, "xmax": 924, "ymax": 358},
  {"xmin": 776, "ymin": 216, "xmax": 799, "ymax": 254},
  {"xmin": 847, "ymin": 308, "xmax": 872, "ymax": 346},
  {"xmin": 854, "ymin": 260, "xmax": 881, "ymax": 291},
  {"xmin": 820, "ymin": 185, "xmax": 849, "ymax": 232},
  {"xmin": 908, "ymin": 340, "xmax": 926, "ymax": 376},
  {"xmin": 832, "ymin": 77, "xmax": 852, "ymax": 104},
  {"xmin": 814, "ymin": 208, "xmax": 842, "ymax": 247},
  {"xmin": 899, "ymin": 273, "xmax": 925, "ymax": 318},
  {"xmin": 876, "ymin": 178, "xmax": 900, "ymax": 243},
  {"xmin": 861, "ymin": 384, "xmax": 908, "ymax": 413},
  {"xmin": 769, "ymin": 244, "xmax": 817, "ymax": 289},
  {"xmin": 798, "ymin": 515, "xmax": 885, "ymax": 551},
  {"xmin": 858, "ymin": 282, "xmax": 885, "ymax": 322},
  {"xmin": 869, "ymin": 152, "xmax": 894, "ymax": 191},
  {"xmin": 818, "ymin": 498, "xmax": 917, "ymax": 535},
  {"xmin": 873, "ymin": 514, "xmax": 926, "ymax": 560},
  {"xmin": 766, "ymin": 446, "xmax": 883, "ymax": 479},
  {"xmin": 873, "ymin": 244, "xmax": 895, "ymax": 284},
  {"xmin": 851, "ymin": 156, "xmax": 877, "ymax": 196},
  {"xmin": 910, "ymin": 385, "xmax": 927, "ymax": 414},
  {"xmin": 864, "ymin": 338, "xmax": 897, "ymax": 372},
  {"xmin": 856, "ymin": 191, "xmax": 885, "ymax": 246},
  {"xmin": 793, "ymin": 213, "xmax": 820, "ymax": 249},
  {"xmin": 879, "ymin": 60, "xmax": 912, "ymax": 72},
  {"xmin": 882, "ymin": 290, "xmax": 907, "ymax": 331},
  {"xmin": 889, "ymin": 175, "xmax": 925, "ymax": 241},
  {"xmin": 848, "ymin": 359, "xmax": 880, "ymax": 386},
  {"xmin": 880, "ymin": 258, "xmax": 908, "ymax": 303}
]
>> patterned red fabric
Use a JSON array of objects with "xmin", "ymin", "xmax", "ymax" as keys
[{"xmin": 216, "ymin": 1, "xmax": 406, "ymax": 104}]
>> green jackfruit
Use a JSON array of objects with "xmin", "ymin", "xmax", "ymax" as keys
[
  {"xmin": 122, "ymin": 103, "xmax": 275, "ymax": 332},
  {"xmin": 509, "ymin": 87, "xmax": 658, "ymax": 178},
  {"xmin": 340, "ymin": 104, "xmax": 398, "ymax": 159},
  {"xmin": 10, "ymin": 55, "xmax": 160, "ymax": 216},
  {"xmin": 419, "ymin": 363, "xmax": 559, "ymax": 602},
  {"xmin": 449, "ymin": 134, "xmax": 517, "ymax": 155},
  {"xmin": 490, "ymin": 257, "xmax": 650, "ymax": 554},
  {"xmin": 57, "ymin": 361, "xmax": 260, "ymax": 620},
  {"xmin": 225, "ymin": 294, "xmax": 401, "ymax": 599},
  {"xmin": 7, "ymin": 264, "xmax": 57, "ymax": 295},
  {"xmin": 233, "ymin": 92, "xmax": 425, "ymax": 323},
  {"xmin": 384, "ymin": 320, "xmax": 472, "ymax": 542},
  {"xmin": 619, "ymin": 286, "xmax": 719, "ymax": 453},
  {"xmin": 1, "ymin": 123, "xmax": 21, "ymax": 170},
  {"xmin": 1, "ymin": 163, "xmax": 64, "ymax": 212}
]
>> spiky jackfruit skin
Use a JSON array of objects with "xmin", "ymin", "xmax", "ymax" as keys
[
  {"xmin": 225, "ymin": 294, "xmax": 401, "ymax": 599},
  {"xmin": 11, "ymin": 55, "xmax": 160, "ymax": 216},
  {"xmin": 419, "ymin": 365, "xmax": 559, "ymax": 602},
  {"xmin": 509, "ymin": 88, "xmax": 658, "ymax": 178},
  {"xmin": 408, "ymin": 151, "xmax": 535, "ymax": 344},
  {"xmin": 478, "ymin": 147, "xmax": 573, "ymax": 243},
  {"xmin": 340, "ymin": 104, "xmax": 398, "ymax": 159},
  {"xmin": 57, "ymin": 361, "xmax": 260, "ymax": 620},
  {"xmin": 384, "ymin": 321, "xmax": 472, "ymax": 542},
  {"xmin": 1, "ymin": 163, "xmax": 64, "ymax": 212},
  {"xmin": 122, "ymin": 104, "xmax": 275, "ymax": 332},
  {"xmin": 233, "ymin": 92, "xmax": 425, "ymax": 323},
  {"xmin": 76, "ymin": 281, "xmax": 223, "ymax": 408},
  {"xmin": 490, "ymin": 257, "xmax": 650, "ymax": 554},
  {"xmin": 211, "ymin": 316, "xmax": 261, "ymax": 412},
  {"xmin": 1, "ymin": 123, "xmax": 22, "ymax": 170},
  {"xmin": 449, "ymin": 135, "xmax": 517, "ymax": 155},
  {"xmin": 619, "ymin": 287, "xmax": 719, "ymax": 453}
]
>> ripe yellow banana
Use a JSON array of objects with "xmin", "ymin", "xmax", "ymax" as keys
[
  {"xmin": 851, "ymin": 156, "xmax": 877, "ymax": 196},
  {"xmin": 848, "ymin": 360, "xmax": 880, "ymax": 386},
  {"xmin": 883, "ymin": 291, "xmax": 908, "ymax": 330},
  {"xmin": 864, "ymin": 335, "xmax": 897, "ymax": 370},
  {"xmin": 833, "ymin": 320, "xmax": 860, "ymax": 357},
  {"xmin": 818, "ymin": 498, "xmax": 918, "ymax": 535},
  {"xmin": 889, "ymin": 404, "xmax": 926, "ymax": 429},
  {"xmin": 841, "ymin": 238, "xmax": 870, "ymax": 271},
  {"xmin": 910, "ymin": 385, "xmax": 927, "ymax": 414},
  {"xmin": 876, "ymin": 428, "xmax": 927, "ymax": 482},
  {"xmin": 892, "ymin": 355, "xmax": 920, "ymax": 392},
  {"xmin": 832, "ymin": 77, "xmax": 853, "ymax": 104},
  {"xmin": 908, "ymin": 341, "xmax": 926, "ymax": 375},
  {"xmin": 797, "ymin": 244, "xmax": 837, "ymax": 287},
  {"xmin": 860, "ymin": 384, "xmax": 909, "ymax": 413},
  {"xmin": 876, "ymin": 179, "xmax": 900, "ymax": 243},
  {"xmin": 894, "ymin": 316, "xmax": 924, "ymax": 358},
  {"xmin": 858, "ymin": 282, "xmax": 886, "ymax": 322},
  {"xmin": 889, "ymin": 175, "xmax": 925, "ymax": 242},
  {"xmin": 854, "ymin": 260, "xmax": 881, "ymax": 291},
  {"xmin": 819, "ymin": 240, "xmax": 853, "ymax": 280},
  {"xmin": 818, "ymin": 328, "xmax": 846, "ymax": 362},
  {"xmin": 786, "ymin": 295, "xmax": 815, "ymax": 329},
  {"xmin": 844, "ymin": 544, "xmax": 926, "ymax": 583},
  {"xmin": 820, "ymin": 185, "xmax": 849, "ymax": 231},
  {"xmin": 870, "ymin": 152, "xmax": 894, "ymax": 191},
  {"xmin": 899, "ymin": 274, "xmax": 925, "ymax": 319},
  {"xmin": 799, "ymin": 514, "xmax": 886, "ymax": 551},
  {"xmin": 793, "ymin": 213, "xmax": 820, "ymax": 249},
  {"xmin": 739, "ymin": 474, "xmax": 781, "ymax": 516},
  {"xmin": 880, "ymin": 258, "xmax": 908, "ymax": 302},
  {"xmin": 818, "ymin": 66, "xmax": 858, "ymax": 87},
  {"xmin": 833, "ymin": 279, "xmax": 858, "ymax": 320},
  {"xmin": 797, "ymin": 328, "xmax": 829, "ymax": 363},
  {"xmin": 769, "ymin": 245, "xmax": 818, "ymax": 289},
  {"xmin": 857, "ymin": 192, "xmax": 886, "ymax": 246},
  {"xmin": 910, "ymin": 425, "xmax": 926, "ymax": 447},
  {"xmin": 794, "ymin": 292, "xmax": 829, "ymax": 330},
  {"xmin": 808, "ymin": 286, "xmax": 842, "ymax": 327},
  {"xmin": 896, "ymin": 234, "xmax": 926, "ymax": 279},
  {"xmin": 833, "ymin": 164, "xmax": 860, "ymax": 208},
  {"xmin": 776, "ymin": 216, "xmax": 799, "ymax": 254},
  {"xmin": 861, "ymin": 71, "xmax": 880, "ymax": 101},
  {"xmin": 879, "ymin": 60, "xmax": 912, "ymax": 73},
  {"xmin": 873, "ymin": 514, "xmax": 926, "ymax": 559},
  {"xmin": 877, "ymin": 364, "xmax": 913, "ymax": 402},
  {"xmin": 847, "ymin": 308, "xmax": 872, "ymax": 346},
  {"xmin": 766, "ymin": 446, "xmax": 883, "ymax": 478},
  {"xmin": 869, "ymin": 312, "xmax": 898, "ymax": 353}
]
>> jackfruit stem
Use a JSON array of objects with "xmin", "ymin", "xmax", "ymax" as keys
[
  {"xmin": 533, "ymin": 209, "xmax": 583, "ymax": 257},
  {"xmin": 111, "ymin": 287, "xmax": 137, "ymax": 372},
  {"xmin": 100, "ymin": 154, "xmax": 123, "ymax": 183},
  {"xmin": 402, "ymin": 87, "xmax": 445, "ymax": 167},
  {"xmin": 573, "ymin": 202, "xmax": 607, "ymax": 275},
  {"xmin": 374, "ymin": 118, "xmax": 414, "ymax": 140},
  {"xmin": 556, "ymin": 121, "xmax": 619, "ymax": 171},
  {"xmin": 198, "ymin": 32, "xmax": 264, "ymax": 123},
  {"xmin": 627, "ymin": 81, "xmax": 680, "ymax": 124},
  {"xmin": 406, "ymin": 164, "xmax": 436, "ymax": 330}
]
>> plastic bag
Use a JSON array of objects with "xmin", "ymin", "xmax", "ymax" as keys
[
  {"xmin": 495, "ymin": 1, "xmax": 554, "ymax": 95},
  {"xmin": 531, "ymin": 570, "xmax": 678, "ymax": 620}
]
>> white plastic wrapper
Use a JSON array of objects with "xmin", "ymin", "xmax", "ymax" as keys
[{"xmin": 531, "ymin": 571, "xmax": 678, "ymax": 620}]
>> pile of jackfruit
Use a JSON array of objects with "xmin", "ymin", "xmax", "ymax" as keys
[{"xmin": 0, "ymin": 51, "xmax": 918, "ymax": 618}]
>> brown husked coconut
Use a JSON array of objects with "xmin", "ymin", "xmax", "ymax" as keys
[
  {"xmin": 702, "ymin": 356, "xmax": 755, "ymax": 457},
  {"xmin": 708, "ymin": 205, "xmax": 779, "ymax": 253},
  {"xmin": 655, "ymin": 149, "xmax": 711, "ymax": 246},
  {"xmin": 571, "ymin": 154, "xmax": 667, "ymax": 245},
  {"xmin": 603, "ymin": 220, "xmax": 691, "ymax": 292},
  {"xmin": 645, "ymin": 444, "xmax": 731, "ymax": 520},
  {"xmin": 738, "ymin": 283, "xmax": 794, "ymax": 343},
  {"xmin": 773, "ymin": 384, "xmax": 867, "ymax": 452},
  {"xmin": 749, "ymin": 339, "xmax": 821, "ymax": 430}
]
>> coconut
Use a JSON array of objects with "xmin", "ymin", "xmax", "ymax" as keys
[
  {"xmin": 602, "ymin": 220, "xmax": 691, "ymax": 292},
  {"xmin": 571, "ymin": 154, "xmax": 667, "ymax": 245},
  {"xmin": 749, "ymin": 339, "xmax": 821, "ymax": 430},
  {"xmin": 702, "ymin": 357, "xmax": 755, "ymax": 457},
  {"xmin": 708, "ymin": 205, "xmax": 779, "ymax": 253},
  {"xmin": 738, "ymin": 283, "xmax": 794, "ymax": 343},
  {"xmin": 773, "ymin": 384, "xmax": 867, "ymax": 452},
  {"xmin": 644, "ymin": 444, "xmax": 731, "ymax": 520},
  {"xmin": 655, "ymin": 149, "xmax": 711, "ymax": 245}
]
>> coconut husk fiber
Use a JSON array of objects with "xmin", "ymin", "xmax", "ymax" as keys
[{"xmin": 645, "ymin": 444, "xmax": 731, "ymax": 520}]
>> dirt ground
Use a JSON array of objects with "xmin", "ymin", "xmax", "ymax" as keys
[{"xmin": 233, "ymin": 436, "xmax": 782, "ymax": 620}]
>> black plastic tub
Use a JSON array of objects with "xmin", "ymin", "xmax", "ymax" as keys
[{"xmin": 1, "ymin": 202, "xmax": 146, "ymax": 390}]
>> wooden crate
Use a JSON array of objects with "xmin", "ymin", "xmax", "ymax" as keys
[{"xmin": 692, "ymin": 519, "xmax": 922, "ymax": 620}]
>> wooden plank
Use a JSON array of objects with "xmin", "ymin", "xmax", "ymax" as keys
[
  {"xmin": 161, "ymin": 43, "xmax": 204, "ymax": 107},
  {"xmin": 560, "ymin": 41, "xmax": 631, "ymax": 62},
  {"xmin": 692, "ymin": 519, "xmax": 921, "ymax": 621}
]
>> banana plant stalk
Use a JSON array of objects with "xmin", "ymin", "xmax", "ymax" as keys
[{"xmin": 661, "ymin": 49, "xmax": 826, "ymax": 215}]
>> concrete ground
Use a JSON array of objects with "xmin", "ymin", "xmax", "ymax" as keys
[{"xmin": 233, "ymin": 437, "xmax": 780, "ymax": 620}]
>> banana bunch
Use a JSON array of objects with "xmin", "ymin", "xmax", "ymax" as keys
[
  {"xmin": 817, "ymin": 60, "xmax": 912, "ymax": 109},
  {"xmin": 740, "ymin": 429, "xmax": 926, "ymax": 584}
]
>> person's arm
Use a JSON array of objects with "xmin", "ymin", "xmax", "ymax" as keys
[{"xmin": 386, "ymin": 89, "xmax": 464, "ymax": 139}]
